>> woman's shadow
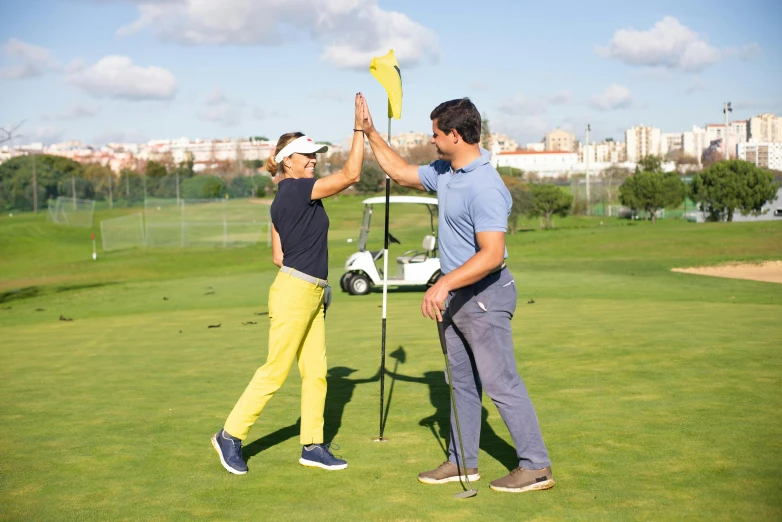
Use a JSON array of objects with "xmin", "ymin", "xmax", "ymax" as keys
[
  {"xmin": 386, "ymin": 369, "xmax": 519, "ymax": 471},
  {"xmin": 243, "ymin": 366, "xmax": 380, "ymax": 462}
]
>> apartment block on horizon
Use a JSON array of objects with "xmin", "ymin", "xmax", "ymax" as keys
[
  {"xmin": 578, "ymin": 140, "xmax": 627, "ymax": 163},
  {"xmin": 625, "ymin": 125, "xmax": 661, "ymax": 163},
  {"xmin": 748, "ymin": 113, "xmax": 782, "ymax": 142},
  {"xmin": 545, "ymin": 128, "xmax": 576, "ymax": 152},
  {"xmin": 738, "ymin": 142, "xmax": 782, "ymax": 170},
  {"xmin": 491, "ymin": 133, "xmax": 520, "ymax": 153}
]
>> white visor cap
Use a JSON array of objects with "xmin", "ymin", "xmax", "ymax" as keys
[{"xmin": 274, "ymin": 136, "xmax": 328, "ymax": 163}]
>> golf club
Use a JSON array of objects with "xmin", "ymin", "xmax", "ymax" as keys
[{"xmin": 437, "ymin": 320, "xmax": 478, "ymax": 499}]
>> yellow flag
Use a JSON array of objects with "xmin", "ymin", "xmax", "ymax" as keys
[{"xmin": 369, "ymin": 49, "xmax": 402, "ymax": 119}]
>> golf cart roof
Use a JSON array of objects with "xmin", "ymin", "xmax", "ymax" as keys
[{"xmin": 362, "ymin": 196, "xmax": 438, "ymax": 206}]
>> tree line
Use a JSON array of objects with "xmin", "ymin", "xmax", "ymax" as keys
[{"xmin": 0, "ymin": 155, "xmax": 274, "ymax": 212}]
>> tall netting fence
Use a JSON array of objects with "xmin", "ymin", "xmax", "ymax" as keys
[
  {"xmin": 144, "ymin": 198, "xmax": 270, "ymax": 247},
  {"xmin": 569, "ymin": 178, "xmax": 628, "ymax": 217},
  {"xmin": 569, "ymin": 178, "xmax": 698, "ymax": 219},
  {"xmin": 99, "ymin": 199, "xmax": 271, "ymax": 251},
  {"xmin": 101, "ymin": 213, "xmax": 146, "ymax": 251},
  {"xmin": 47, "ymin": 197, "xmax": 96, "ymax": 228}
]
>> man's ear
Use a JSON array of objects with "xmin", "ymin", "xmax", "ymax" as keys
[{"xmin": 450, "ymin": 128, "xmax": 461, "ymax": 144}]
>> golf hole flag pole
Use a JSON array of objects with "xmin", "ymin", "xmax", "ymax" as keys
[{"xmin": 369, "ymin": 49, "xmax": 402, "ymax": 441}]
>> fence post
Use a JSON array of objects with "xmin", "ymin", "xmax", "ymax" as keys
[
  {"xmin": 223, "ymin": 199, "xmax": 228, "ymax": 248},
  {"xmin": 180, "ymin": 199, "xmax": 186, "ymax": 247}
]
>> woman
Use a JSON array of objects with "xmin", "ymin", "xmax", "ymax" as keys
[{"xmin": 212, "ymin": 94, "xmax": 366, "ymax": 474}]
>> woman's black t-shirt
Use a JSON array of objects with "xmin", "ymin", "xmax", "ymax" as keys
[{"xmin": 270, "ymin": 177, "xmax": 329, "ymax": 280}]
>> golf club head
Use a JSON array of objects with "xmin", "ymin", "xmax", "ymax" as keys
[{"xmin": 454, "ymin": 489, "xmax": 478, "ymax": 499}]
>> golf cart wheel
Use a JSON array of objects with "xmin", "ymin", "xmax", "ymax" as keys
[
  {"xmin": 427, "ymin": 270, "xmax": 442, "ymax": 287},
  {"xmin": 339, "ymin": 272, "xmax": 354, "ymax": 293},
  {"xmin": 348, "ymin": 274, "xmax": 370, "ymax": 295}
]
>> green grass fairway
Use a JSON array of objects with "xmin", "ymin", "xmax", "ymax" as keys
[{"xmin": 1, "ymin": 198, "xmax": 781, "ymax": 520}]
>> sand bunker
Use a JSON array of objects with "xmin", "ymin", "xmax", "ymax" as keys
[{"xmin": 672, "ymin": 261, "xmax": 782, "ymax": 284}]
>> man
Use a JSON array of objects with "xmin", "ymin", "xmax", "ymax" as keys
[{"xmin": 359, "ymin": 98, "xmax": 554, "ymax": 493}]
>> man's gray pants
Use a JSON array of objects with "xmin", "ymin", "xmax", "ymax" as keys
[{"xmin": 443, "ymin": 266, "xmax": 551, "ymax": 470}]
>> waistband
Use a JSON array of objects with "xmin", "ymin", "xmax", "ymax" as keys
[{"xmin": 280, "ymin": 266, "xmax": 328, "ymax": 288}]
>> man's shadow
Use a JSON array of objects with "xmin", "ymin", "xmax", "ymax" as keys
[
  {"xmin": 387, "ymin": 369, "xmax": 519, "ymax": 471},
  {"xmin": 243, "ymin": 366, "xmax": 380, "ymax": 462}
]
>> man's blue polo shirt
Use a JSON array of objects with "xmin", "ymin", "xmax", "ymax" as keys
[{"xmin": 418, "ymin": 150, "xmax": 511, "ymax": 275}]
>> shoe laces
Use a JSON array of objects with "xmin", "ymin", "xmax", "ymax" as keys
[
  {"xmin": 437, "ymin": 460, "xmax": 452, "ymax": 470},
  {"xmin": 224, "ymin": 432, "xmax": 242, "ymax": 452},
  {"xmin": 322, "ymin": 442, "xmax": 341, "ymax": 458}
]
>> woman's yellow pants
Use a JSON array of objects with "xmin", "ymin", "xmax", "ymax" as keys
[{"xmin": 224, "ymin": 270, "xmax": 327, "ymax": 445}]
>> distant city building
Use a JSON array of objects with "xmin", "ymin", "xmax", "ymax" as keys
[
  {"xmin": 525, "ymin": 142, "xmax": 546, "ymax": 152},
  {"xmin": 490, "ymin": 133, "xmax": 519, "ymax": 152},
  {"xmin": 748, "ymin": 113, "xmax": 782, "ymax": 142},
  {"xmin": 682, "ymin": 125, "xmax": 708, "ymax": 162},
  {"xmin": 738, "ymin": 142, "xmax": 782, "ymax": 170},
  {"xmin": 545, "ymin": 128, "xmax": 576, "ymax": 152},
  {"xmin": 578, "ymin": 140, "xmax": 627, "ymax": 163},
  {"xmin": 625, "ymin": 125, "xmax": 661, "ymax": 163},
  {"xmin": 731, "ymin": 120, "xmax": 748, "ymax": 144},
  {"xmin": 494, "ymin": 150, "xmax": 578, "ymax": 176},
  {"xmin": 660, "ymin": 132, "xmax": 683, "ymax": 157}
]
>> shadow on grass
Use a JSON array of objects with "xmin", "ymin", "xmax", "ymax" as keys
[
  {"xmin": 387, "ymin": 369, "xmax": 519, "ymax": 471},
  {"xmin": 243, "ymin": 365, "xmax": 381, "ymax": 462},
  {"xmin": 0, "ymin": 281, "xmax": 120, "ymax": 304},
  {"xmin": 0, "ymin": 286, "xmax": 41, "ymax": 303},
  {"xmin": 55, "ymin": 281, "xmax": 119, "ymax": 293}
]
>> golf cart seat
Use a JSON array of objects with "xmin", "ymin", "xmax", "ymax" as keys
[{"xmin": 397, "ymin": 235, "xmax": 436, "ymax": 264}]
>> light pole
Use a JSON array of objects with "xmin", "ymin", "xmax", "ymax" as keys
[
  {"xmin": 585, "ymin": 124, "xmax": 591, "ymax": 216},
  {"xmin": 723, "ymin": 101, "xmax": 732, "ymax": 160}
]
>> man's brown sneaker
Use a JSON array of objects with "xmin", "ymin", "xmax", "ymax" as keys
[
  {"xmin": 418, "ymin": 460, "xmax": 480, "ymax": 485},
  {"xmin": 489, "ymin": 466, "xmax": 555, "ymax": 493}
]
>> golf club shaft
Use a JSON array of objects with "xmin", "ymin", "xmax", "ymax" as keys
[{"xmin": 438, "ymin": 321, "xmax": 474, "ymax": 492}]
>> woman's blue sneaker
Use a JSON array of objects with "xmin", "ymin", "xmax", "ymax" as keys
[
  {"xmin": 299, "ymin": 443, "xmax": 348, "ymax": 470},
  {"xmin": 211, "ymin": 429, "xmax": 248, "ymax": 475}
]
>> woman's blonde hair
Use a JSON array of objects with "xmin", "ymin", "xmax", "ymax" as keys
[{"xmin": 265, "ymin": 131, "xmax": 305, "ymax": 176}]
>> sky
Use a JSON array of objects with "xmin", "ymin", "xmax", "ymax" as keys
[{"xmin": 1, "ymin": 0, "xmax": 780, "ymax": 148}]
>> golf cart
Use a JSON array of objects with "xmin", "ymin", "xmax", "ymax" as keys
[{"xmin": 339, "ymin": 196, "xmax": 441, "ymax": 295}]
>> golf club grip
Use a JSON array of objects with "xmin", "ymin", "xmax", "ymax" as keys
[{"xmin": 436, "ymin": 321, "xmax": 448, "ymax": 355}]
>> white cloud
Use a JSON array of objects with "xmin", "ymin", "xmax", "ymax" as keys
[
  {"xmin": 196, "ymin": 105, "xmax": 242, "ymax": 127},
  {"xmin": 740, "ymin": 42, "xmax": 761, "ymax": 61},
  {"xmin": 117, "ymin": 0, "xmax": 439, "ymax": 70},
  {"xmin": 94, "ymin": 129, "xmax": 148, "ymax": 145},
  {"xmin": 253, "ymin": 106, "xmax": 287, "ymax": 120},
  {"xmin": 32, "ymin": 126, "xmax": 65, "ymax": 144},
  {"xmin": 494, "ymin": 115, "xmax": 550, "ymax": 145},
  {"xmin": 0, "ymin": 38, "xmax": 59, "ymax": 79},
  {"xmin": 45, "ymin": 103, "xmax": 101, "ymax": 120},
  {"xmin": 550, "ymin": 90, "xmax": 572, "ymax": 105},
  {"xmin": 685, "ymin": 76, "xmax": 707, "ymax": 94},
  {"xmin": 310, "ymin": 89, "xmax": 346, "ymax": 103},
  {"xmin": 65, "ymin": 55, "xmax": 177, "ymax": 100},
  {"xmin": 203, "ymin": 87, "xmax": 228, "ymax": 106},
  {"xmin": 197, "ymin": 87, "xmax": 245, "ymax": 127},
  {"xmin": 630, "ymin": 67, "xmax": 672, "ymax": 81},
  {"xmin": 498, "ymin": 91, "xmax": 572, "ymax": 116},
  {"xmin": 597, "ymin": 16, "xmax": 723, "ymax": 71},
  {"xmin": 590, "ymin": 84, "xmax": 633, "ymax": 111}
]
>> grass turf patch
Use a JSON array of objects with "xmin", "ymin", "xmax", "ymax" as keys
[{"xmin": 1, "ymin": 202, "xmax": 781, "ymax": 520}]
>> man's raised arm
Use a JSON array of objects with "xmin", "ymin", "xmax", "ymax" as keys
[{"xmin": 361, "ymin": 100, "xmax": 425, "ymax": 191}]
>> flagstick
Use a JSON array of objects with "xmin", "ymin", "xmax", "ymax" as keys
[{"xmin": 378, "ymin": 114, "xmax": 391, "ymax": 441}]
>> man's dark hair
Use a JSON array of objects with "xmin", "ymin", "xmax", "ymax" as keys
[{"xmin": 430, "ymin": 98, "xmax": 481, "ymax": 145}]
